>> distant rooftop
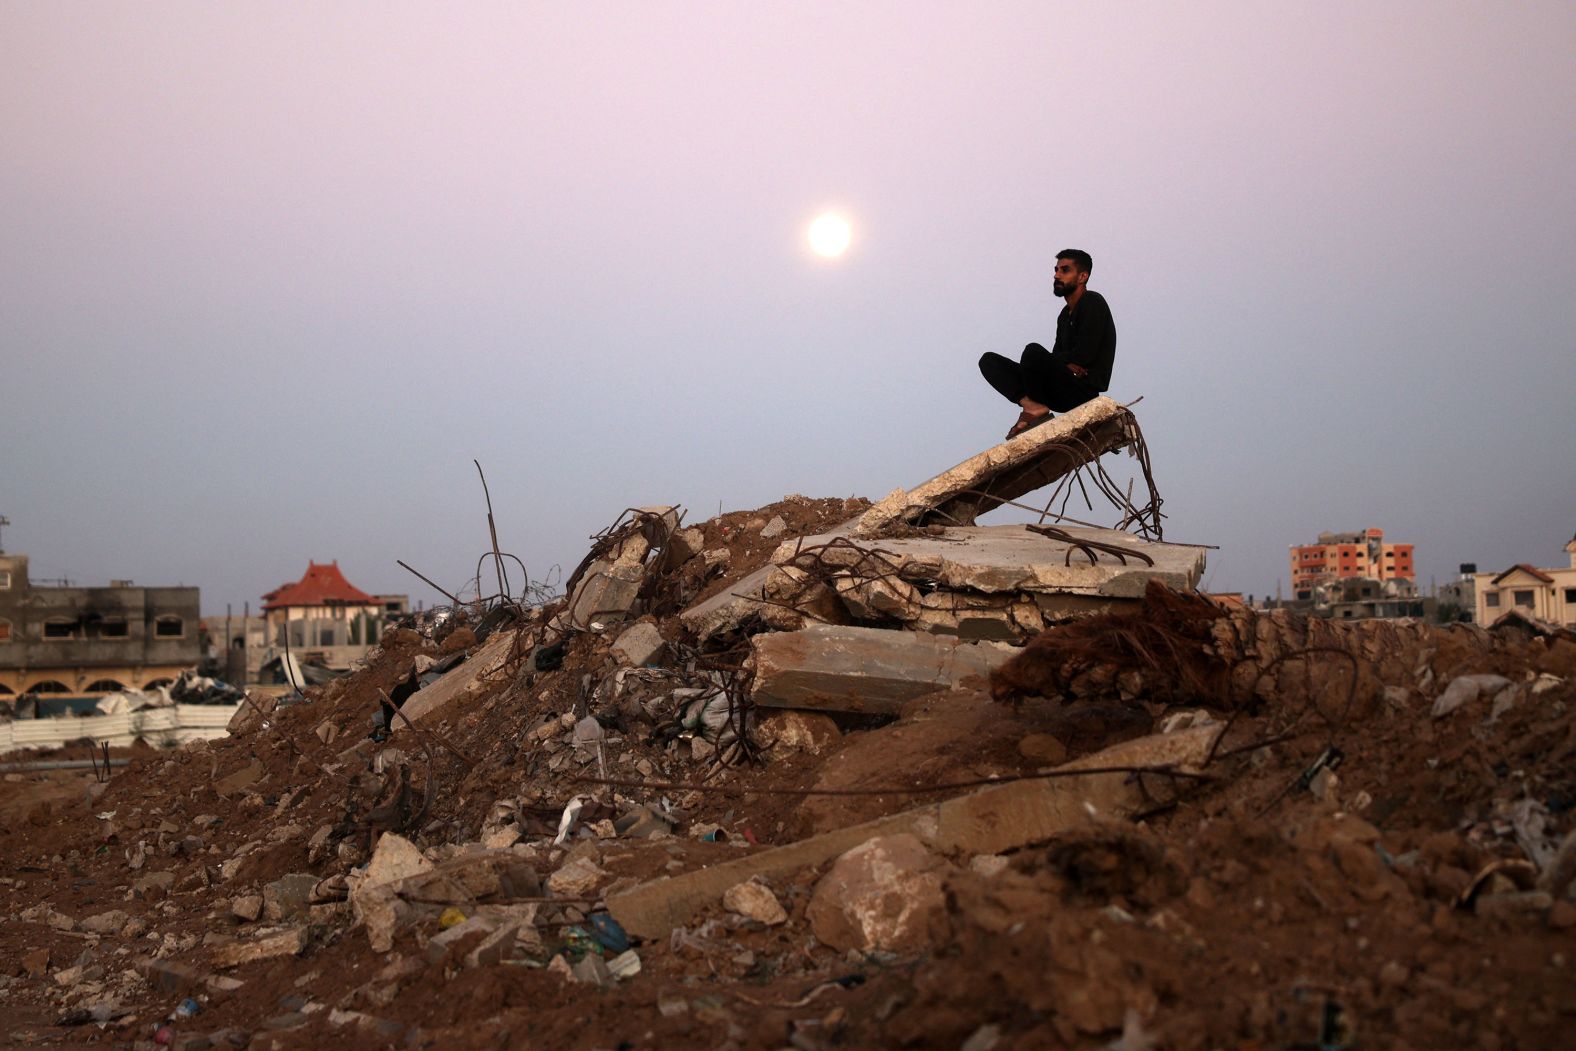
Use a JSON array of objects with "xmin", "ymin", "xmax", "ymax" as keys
[{"xmin": 262, "ymin": 561, "xmax": 376, "ymax": 611}]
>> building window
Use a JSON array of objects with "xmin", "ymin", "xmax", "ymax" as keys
[
  {"xmin": 99, "ymin": 619, "xmax": 129, "ymax": 638},
  {"xmin": 43, "ymin": 618, "xmax": 78, "ymax": 639},
  {"xmin": 0, "ymin": 619, "xmax": 10, "ymax": 642},
  {"xmin": 154, "ymin": 616, "xmax": 184, "ymax": 638},
  {"xmin": 0, "ymin": 570, "xmax": 10, "ymax": 589},
  {"xmin": 1486, "ymin": 592, "xmax": 1500, "ymax": 608},
  {"xmin": 1512, "ymin": 590, "xmax": 1534, "ymax": 608},
  {"xmin": 1565, "ymin": 588, "xmax": 1576, "ymax": 604}
]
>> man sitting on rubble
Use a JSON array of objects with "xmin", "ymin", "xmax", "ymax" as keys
[{"xmin": 979, "ymin": 248, "xmax": 1116, "ymax": 440}]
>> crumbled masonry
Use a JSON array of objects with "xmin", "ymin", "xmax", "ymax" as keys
[{"xmin": 1, "ymin": 415, "xmax": 1573, "ymax": 1050}]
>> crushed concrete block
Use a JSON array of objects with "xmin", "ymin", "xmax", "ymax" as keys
[
  {"xmin": 423, "ymin": 916, "xmax": 495, "ymax": 964},
  {"xmin": 547, "ymin": 856, "xmax": 608, "ymax": 899},
  {"xmin": 389, "ymin": 849, "xmax": 542, "ymax": 905},
  {"xmin": 832, "ymin": 573, "xmax": 924, "ymax": 620},
  {"xmin": 263, "ymin": 874, "xmax": 320, "ymax": 922},
  {"xmin": 211, "ymin": 927, "xmax": 308, "ymax": 969},
  {"xmin": 756, "ymin": 710, "xmax": 841, "ymax": 754},
  {"xmin": 607, "ymin": 724, "xmax": 1221, "ymax": 939},
  {"xmin": 462, "ymin": 922, "xmax": 521, "ymax": 968},
  {"xmin": 760, "ymin": 515, "xmax": 787, "ymax": 539},
  {"xmin": 571, "ymin": 952, "xmax": 613, "ymax": 987},
  {"xmin": 395, "ymin": 630, "xmax": 515, "ymax": 728},
  {"xmin": 231, "ymin": 896, "xmax": 264, "ymax": 923},
  {"xmin": 561, "ymin": 507, "xmax": 678, "ymax": 631},
  {"xmin": 750, "ymin": 624, "xmax": 1018, "ymax": 714},
  {"xmin": 723, "ymin": 879, "xmax": 787, "ymax": 926},
  {"xmin": 226, "ymin": 694, "xmax": 278, "ymax": 736},
  {"xmin": 611, "ymin": 622, "xmax": 666, "ymax": 667},
  {"xmin": 669, "ymin": 527, "xmax": 706, "ymax": 564},
  {"xmin": 853, "ymin": 396, "xmax": 1135, "ymax": 533},
  {"xmin": 349, "ymin": 833, "xmax": 433, "ymax": 953},
  {"xmin": 1431, "ymin": 674, "xmax": 1515, "ymax": 719},
  {"xmin": 807, "ymin": 834, "xmax": 950, "ymax": 952},
  {"xmin": 78, "ymin": 909, "xmax": 130, "ymax": 935}
]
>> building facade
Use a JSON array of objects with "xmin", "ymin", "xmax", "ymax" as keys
[
  {"xmin": 1289, "ymin": 527, "xmax": 1415, "ymax": 601},
  {"xmin": 1473, "ymin": 537, "xmax": 1576, "ymax": 627},
  {"xmin": 0, "ymin": 552, "xmax": 201, "ymax": 697}
]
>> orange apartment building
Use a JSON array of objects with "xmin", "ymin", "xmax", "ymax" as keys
[{"xmin": 1289, "ymin": 528, "xmax": 1415, "ymax": 600}]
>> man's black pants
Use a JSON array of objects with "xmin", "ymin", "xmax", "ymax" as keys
[{"xmin": 978, "ymin": 342, "xmax": 1100, "ymax": 412}]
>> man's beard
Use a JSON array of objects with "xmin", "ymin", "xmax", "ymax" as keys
[{"xmin": 1053, "ymin": 279, "xmax": 1070, "ymax": 296}]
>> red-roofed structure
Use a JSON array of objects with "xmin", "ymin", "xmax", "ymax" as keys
[
  {"xmin": 263, "ymin": 561, "xmax": 377, "ymax": 611},
  {"xmin": 260, "ymin": 562, "xmax": 402, "ymax": 667}
]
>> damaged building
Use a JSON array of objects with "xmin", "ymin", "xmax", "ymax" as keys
[{"xmin": 0, "ymin": 550, "xmax": 200, "ymax": 710}]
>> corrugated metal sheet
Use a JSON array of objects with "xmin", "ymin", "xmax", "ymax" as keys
[{"xmin": 0, "ymin": 705, "xmax": 239, "ymax": 755}]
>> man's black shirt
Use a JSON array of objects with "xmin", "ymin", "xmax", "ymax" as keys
[{"xmin": 1051, "ymin": 290, "xmax": 1116, "ymax": 392}]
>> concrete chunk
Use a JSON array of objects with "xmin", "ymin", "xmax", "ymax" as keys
[
  {"xmin": 611, "ymin": 621, "xmax": 666, "ymax": 667},
  {"xmin": 211, "ymin": 927, "xmax": 308, "ymax": 969},
  {"xmin": 607, "ymin": 724, "xmax": 1220, "ymax": 939},
  {"xmin": 750, "ymin": 624, "xmax": 1018, "ymax": 714},
  {"xmin": 853, "ymin": 397, "xmax": 1135, "ymax": 533},
  {"xmin": 263, "ymin": 874, "xmax": 319, "ymax": 922},
  {"xmin": 395, "ymin": 630, "xmax": 515, "ymax": 728},
  {"xmin": 561, "ymin": 506, "xmax": 679, "ymax": 631}
]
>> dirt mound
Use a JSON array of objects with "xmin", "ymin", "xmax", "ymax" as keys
[{"xmin": 1, "ymin": 523, "xmax": 1572, "ymax": 1051}]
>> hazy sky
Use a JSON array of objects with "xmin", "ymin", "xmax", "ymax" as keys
[{"xmin": 4, "ymin": 2, "xmax": 1573, "ymax": 614}]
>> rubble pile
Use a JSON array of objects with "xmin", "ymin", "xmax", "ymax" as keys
[{"xmin": 0, "ymin": 398, "xmax": 1572, "ymax": 1049}]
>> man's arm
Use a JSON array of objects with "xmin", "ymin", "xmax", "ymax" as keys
[{"xmin": 1055, "ymin": 293, "xmax": 1114, "ymax": 385}]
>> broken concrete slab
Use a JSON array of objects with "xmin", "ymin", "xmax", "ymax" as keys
[
  {"xmin": 394, "ymin": 629, "xmax": 516, "ymax": 728},
  {"xmin": 678, "ymin": 563, "xmax": 789, "ymax": 642},
  {"xmin": 611, "ymin": 621, "xmax": 666, "ymax": 667},
  {"xmin": 607, "ymin": 723, "xmax": 1221, "ymax": 939},
  {"xmin": 854, "ymin": 397, "xmax": 1137, "ymax": 534},
  {"xmin": 211, "ymin": 927, "xmax": 309, "ymax": 969},
  {"xmin": 783, "ymin": 524, "xmax": 1206, "ymax": 599},
  {"xmin": 750, "ymin": 624, "xmax": 1018, "ymax": 714}
]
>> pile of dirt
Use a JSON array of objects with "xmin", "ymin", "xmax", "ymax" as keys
[{"xmin": 1, "ymin": 508, "xmax": 1573, "ymax": 1050}]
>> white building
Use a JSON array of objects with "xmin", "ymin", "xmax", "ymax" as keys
[{"xmin": 1473, "ymin": 536, "xmax": 1576, "ymax": 627}]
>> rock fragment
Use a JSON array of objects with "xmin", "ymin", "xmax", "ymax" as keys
[
  {"xmin": 723, "ymin": 878, "xmax": 787, "ymax": 926},
  {"xmin": 806, "ymin": 833, "xmax": 951, "ymax": 953}
]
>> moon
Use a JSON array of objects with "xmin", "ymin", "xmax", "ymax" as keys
[{"xmin": 807, "ymin": 212, "xmax": 851, "ymax": 258}]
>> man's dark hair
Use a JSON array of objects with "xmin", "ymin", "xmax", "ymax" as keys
[{"xmin": 1057, "ymin": 249, "xmax": 1093, "ymax": 276}]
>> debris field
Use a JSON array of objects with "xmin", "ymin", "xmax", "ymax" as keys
[{"xmin": 2, "ymin": 397, "xmax": 1573, "ymax": 1050}]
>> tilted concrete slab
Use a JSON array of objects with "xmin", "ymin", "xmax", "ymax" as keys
[
  {"xmin": 606, "ymin": 723, "xmax": 1222, "ymax": 939},
  {"xmin": 778, "ymin": 524, "xmax": 1206, "ymax": 599},
  {"xmin": 680, "ymin": 400, "xmax": 1149, "ymax": 642},
  {"xmin": 394, "ymin": 629, "xmax": 517, "ymax": 728},
  {"xmin": 853, "ymin": 396, "xmax": 1137, "ymax": 534},
  {"xmin": 749, "ymin": 624, "xmax": 1018, "ymax": 714}
]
